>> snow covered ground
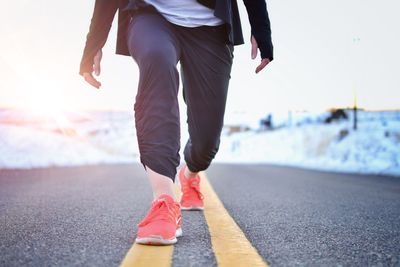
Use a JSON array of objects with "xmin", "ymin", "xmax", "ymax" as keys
[{"xmin": 0, "ymin": 108, "xmax": 399, "ymax": 176}]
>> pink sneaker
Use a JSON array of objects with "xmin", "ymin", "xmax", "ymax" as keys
[
  {"xmin": 178, "ymin": 165, "xmax": 204, "ymax": 210},
  {"xmin": 136, "ymin": 194, "xmax": 182, "ymax": 245}
]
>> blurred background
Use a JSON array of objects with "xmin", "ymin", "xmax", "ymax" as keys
[{"xmin": 0, "ymin": 0, "xmax": 399, "ymax": 176}]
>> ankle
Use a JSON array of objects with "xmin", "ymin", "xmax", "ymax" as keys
[
  {"xmin": 153, "ymin": 191, "xmax": 175, "ymax": 200},
  {"xmin": 145, "ymin": 166, "xmax": 176, "ymax": 201},
  {"xmin": 184, "ymin": 166, "xmax": 198, "ymax": 179}
]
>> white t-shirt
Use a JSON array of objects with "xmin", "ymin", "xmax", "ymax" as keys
[{"xmin": 144, "ymin": 0, "xmax": 224, "ymax": 27}]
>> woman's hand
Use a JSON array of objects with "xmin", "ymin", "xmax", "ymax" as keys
[
  {"xmin": 82, "ymin": 49, "xmax": 103, "ymax": 89},
  {"xmin": 251, "ymin": 36, "xmax": 270, "ymax": 74}
]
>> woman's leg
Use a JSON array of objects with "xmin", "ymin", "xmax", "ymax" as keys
[
  {"xmin": 179, "ymin": 25, "xmax": 233, "ymax": 174},
  {"xmin": 127, "ymin": 11, "xmax": 182, "ymax": 198},
  {"xmin": 127, "ymin": 10, "xmax": 183, "ymax": 245}
]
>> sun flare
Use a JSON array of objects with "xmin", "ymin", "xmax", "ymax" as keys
[
  {"xmin": 20, "ymin": 79, "xmax": 83, "ymax": 137},
  {"xmin": 28, "ymin": 104, "xmax": 78, "ymax": 137}
]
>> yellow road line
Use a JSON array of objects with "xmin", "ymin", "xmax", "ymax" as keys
[
  {"xmin": 201, "ymin": 172, "xmax": 269, "ymax": 267},
  {"xmin": 119, "ymin": 243, "xmax": 173, "ymax": 267}
]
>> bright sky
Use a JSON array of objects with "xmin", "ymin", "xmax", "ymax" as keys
[{"xmin": 0, "ymin": 0, "xmax": 399, "ymax": 116}]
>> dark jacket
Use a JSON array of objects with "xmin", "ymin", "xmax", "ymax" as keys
[{"xmin": 79, "ymin": 0, "xmax": 273, "ymax": 75}]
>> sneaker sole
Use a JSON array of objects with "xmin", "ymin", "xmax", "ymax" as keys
[
  {"xmin": 135, "ymin": 236, "xmax": 177, "ymax": 245},
  {"xmin": 181, "ymin": 206, "xmax": 204, "ymax": 211},
  {"xmin": 136, "ymin": 228, "xmax": 182, "ymax": 245}
]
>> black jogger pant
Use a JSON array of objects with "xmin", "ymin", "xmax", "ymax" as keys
[{"xmin": 127, "ymin": 9, "xmax": 233, "ymax": 181}]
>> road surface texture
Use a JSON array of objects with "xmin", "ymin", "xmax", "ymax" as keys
[
  {"xmin": 1, "ymin": 164, "xmax": 399, "ymax": 266},
  {"xmin": 207, "ymin": 164, "xmax": 400, "ymax": 266}
]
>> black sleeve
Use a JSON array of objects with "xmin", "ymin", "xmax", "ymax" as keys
[
  {"xmin": 243, "ymin": 0, "xmax": 273, "ymax": 61},
  {"xmin": 79, "ymin": 0, "xmax": 119, "ymax": 75}
]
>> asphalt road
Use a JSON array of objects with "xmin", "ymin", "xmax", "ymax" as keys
[
  {"xmin": 1, "ymin": 164, "xmax": 399, "ymax": 266},
  {"xmin": 207, "ymin": 164, "xmax": 400, "ymax": 266}
]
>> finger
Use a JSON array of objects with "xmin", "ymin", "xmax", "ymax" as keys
[
  {"xmin": 83, "ymin": 73, "xmax": 101, "ymax": 89},
  {"xmin": 255, "ymin": 60, "xmax": 268, "ymax": 74},
  {"xmin": 251, "ymin": 36, "xmax": 258, "ymax": 60},
  {"xmin": 255, "ymin": 59, "xmax": 270, "ymax": 74}
]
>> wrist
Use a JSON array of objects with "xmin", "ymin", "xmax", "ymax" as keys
[{"xmin": 256, "ymin": 39, "xmax": 274, "ymax": 61}]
